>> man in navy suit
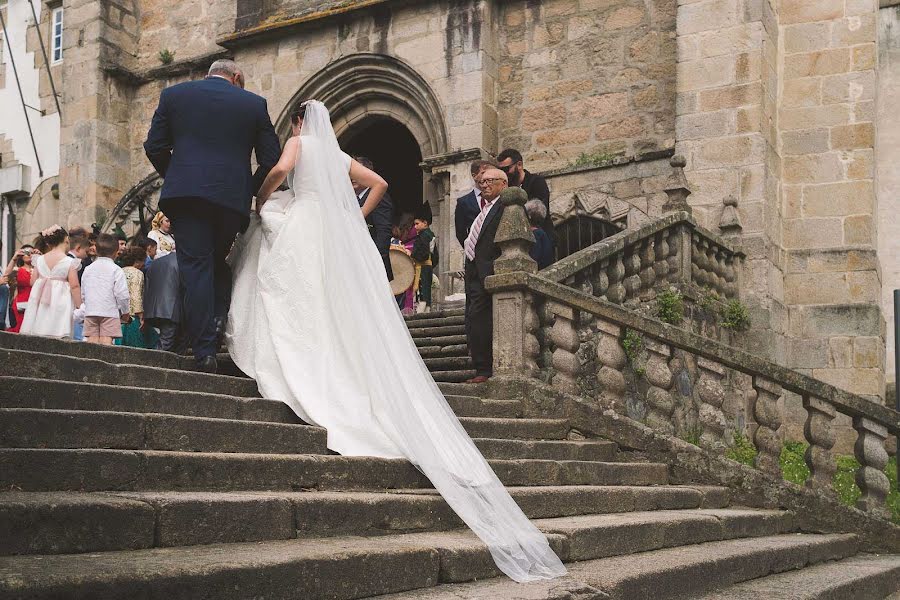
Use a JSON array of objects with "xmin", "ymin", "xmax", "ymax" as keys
[
  {"xmin": 144, "ymin": 59, "xmax": 280, "ymax": 372},
  {"xmin": 462, "ymin": 167, "xmax": 508, "ymax": 383},
  {"xmin": 352, "ymin": 156, "xmax": 394, "ymax": 281},
  {"xmin": 454, "ymin": 159, "xmax": 494, "ymax": 247}
]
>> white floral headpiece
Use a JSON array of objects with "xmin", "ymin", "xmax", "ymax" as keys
[{"xmin": 41, "ymin": 224, "xmax": 63, "ymax": 237}]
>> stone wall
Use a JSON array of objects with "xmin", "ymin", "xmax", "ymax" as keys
[
  {"xmin": 497, "ymin": 0, "xmax": 677, "ymax": 173},
  {"xmin": 138, "ymin": 0, "xmax": 234, "ymax": 70}
]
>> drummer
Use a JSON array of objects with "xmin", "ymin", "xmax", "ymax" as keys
[{"xmin": 391, "ymin": 215, "xmax": 418, "ymax": 315}]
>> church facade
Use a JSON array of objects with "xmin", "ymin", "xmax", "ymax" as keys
[{"xmin": 1, "ymin": 0, "xmax": 899, "ymax": 402}]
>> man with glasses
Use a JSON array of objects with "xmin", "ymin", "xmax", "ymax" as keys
[
  {"xmin": 462, "ymin": 168, "xmax": 508, "ymax": 384},
  {"xmin": 496, "ymin": 148, "xmax": 553, "ymax": 245}
]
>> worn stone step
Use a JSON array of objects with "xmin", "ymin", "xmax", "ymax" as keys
[
  {"xmin": 0, "ymin": 349, "xmax": 260, "ymax": 398},
  {"xmin": 0, "ymin": 449, "xmax": 668, "ymax": 492},
  {"xmin": 404, "ymin": 308, "xmax": 465, "ymax": 322},
  {"xmin": 406, "ymin": 315, "xmax": 466, "ymax": 329},
  {"xmin": 417, "ymin": 345, "xmax": 469, "ymax": 358},
  {"xmin": 432, "ymin": 370, "xmax": 478, "ymax": 383},
  {"xmin": 0, "ymin": 331, "xmax": 184, "ymax": 371},
  {"xmin": 422, "ymin": 356, "xmax": 473, "ymax": 371},
  {"xmin": 435, "ymin": 381, "xmax": 485, "ymax": 397},
  {"xmin": 458, "ymin": 417, "xmax": 569, "ymax": 440},
  {"xmin": 473, "ymin": 438, "xmax": 616, "ymax": 461},
  {"xmin": 0, "ymin": 485, "xmax": 729, "ymax": 556},
  {"xmin": 378, "ymin": 534, "xmax": 860, "ymax": 600},
  {"xmin": 408, "ymin": 325, "xmax": 467, "ymax": 339},
  {"xmin": 694, "ymin": 553, "xmax": 900, "ymax": 599},
  {"xmin": 413, "ymin": 335, "xmax": 468, "ymax": 348},
  {"xmin": 0, "ymin": 408, "xmax": 327, "ymax": 455},
  {"xmin": 0, "ymin": 378, "xmax": 498, "ymax": 422}
]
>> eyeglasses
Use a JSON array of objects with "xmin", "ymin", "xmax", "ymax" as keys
[
  {"xmin": 479, "ymin": 178, "xmax": 505, "ymax": 186},
  {"xmin": 498, "ymin": 163, "xmax": 517, "ymax": 173}
]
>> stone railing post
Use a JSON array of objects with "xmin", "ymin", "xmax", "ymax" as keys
[
  {"xmin": 549, "ymin": 302, "xmax": 579, "ymax": 394},
  {"xmin": 697, "ymin": 357, "xmax": 728, "ymax": 450},
  {"xmin": 596, "ymin": 320, "xmax": 627, "ymax": 413},
  {"xmin": 802, "ymin": 395, "xmax": 837, "ymax": 491},
  {"xmin": 645, "ymin": 339, "xmax": 675, "ymax": 434},
  {"xmin": 662, "ymin": 155, "xmax": 692, "ymax": 214},
  {"xmin": 751, "ymin": 376, "xmax": 783, "ymax": 477},
  {"xmin": 491, "ymin": 187, "xmax": 539, "ymax": 379},
  {"xmin": 853, "ymin": 416, "xmax": 891, "ymax": 518}
]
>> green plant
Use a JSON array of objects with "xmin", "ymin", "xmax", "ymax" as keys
[
  {"xmin": 158, "ymin": 48, "xmax": 175, "ymax": 65},
  {"xmin": 569, "ymin": 151, "xmax": 620, "ymax": 169},
  {"xmin": 720, "ymin": 299, "xmax": 751, "ymax": 331},
  {"xmin": 679, "ymin": 426, "xmax": 702, "ymax": 447},
  {"xmin": 698, "ymin": 288, "xmax": 721, "ymax": 310},
  {"xmin": 656, "ymin": 288, "xmax": 684, "ymax": 325},
  {"xmin": 725, "ymin": 431, "xmax": 757, "ymax": 466},
  {"xmin": 780, "ymin": 441, "xmax": 811, "ymax": 485},
  {"xmin": 622, "ymin": 329, "xmax": 646, "ymax": 377}
]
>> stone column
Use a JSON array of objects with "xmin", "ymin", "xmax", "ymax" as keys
[{"xmin": 751, "ymin": 376, "xmax": 783, "ymax": 477}]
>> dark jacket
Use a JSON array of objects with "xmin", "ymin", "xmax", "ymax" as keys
[
  {"xmin": 454, "ymin": 190, "xmax": 481, "ymax": 247},
  {"xmin": 357, "ymin": 188, "xmax": 394, "ymax": 230},
  {"xmin": 467, "ymin": 199, "xmax": 505, "ymax": 282},
  {"xmin": 530, "ymin": 227, "xmax": 554, "ymax": 270},
  {"xmin": 520, "ymin": 170, "xmax": 554, "ymax": 240},
  {"xmin": 144, "ymin": 77, "xmax": 281, "ymax": 221},
  {"xmin": 143, "ymin": 253, "xmax": 181, "ymax": 322}
]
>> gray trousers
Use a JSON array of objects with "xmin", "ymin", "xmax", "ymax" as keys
[{"xmin": 153, "ymin": 319, "xmax": 184, "ymax": 353}]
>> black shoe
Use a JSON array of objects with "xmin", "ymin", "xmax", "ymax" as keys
[
  {"xmin": 196, "ymin": 355, "xmax": 218, "ymax": 374},
  {"xmin": 214, "ymin": 316, "xmax": 226, "ymax": 346}
]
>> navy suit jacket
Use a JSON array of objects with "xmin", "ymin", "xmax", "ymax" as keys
[
  {"xmin": 144, "ymin": 77, "xmax": 281, "ymax": 220},
  {"xmin": 454, "ymin": 190, "xmax": 481, "ymax": 247},
  {"xmin": 358, "ymin": 188, "xmax": 394, "ymax": 230},
  {"xmin": 469, "ymin": 200, "xmax": 505, "ymax": 282}
]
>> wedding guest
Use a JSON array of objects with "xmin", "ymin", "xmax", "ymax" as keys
[
  {"xmin": 394, "ymin": 214, "xmax": 418, "ymax": 315},
  {"xmin": 463, "ymin": 168, "xmax": 508, "ymax": 384},
  {"xmin": 148, "ymin": 211, "xmax": 176, "ymax": 258},
  {"xmin": 412, "ymin": 216, "xmax": 438, "ymax": 313},
  {"xmin": 455, "ymin": 159, "xmax": 495, "ymax": 247},
  {"xmin": 352, "ymin": 156, "xmax": 393, "ymax": 281},
  {"xmin": 81, "ymin": 234, "xmax": 130, "ymax": 345},
  {"xmin": 3, "ymin": 244, "xmax": 37, "ymax": 333},
  {"xmin": 116, "ymin": 246, "xmax": 148, "ymax": 348},
  {"xmin": 143, "ymin": 251, "xmax": 183, "ymax": 352},
  {"xmin": 0, "ymin": 241, "xmax": 7, "ymax": 331},
  {"xmin": 525, "ymin": 199, "xmax": 554, "ymax": 270},
  {"xmin": 114, "ymin": 230, "xmax": 128, "ymax": 259},
  {"xmin": 20, "ymin": 226, "xmax": 81, "ymax": 338},
  {"xmin": 497, "ymin": 149, "xmax": 553, "ymax": 242}
]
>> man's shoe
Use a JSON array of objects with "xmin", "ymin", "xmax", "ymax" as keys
[
  {"xmin": 464, "ymin": 375, "xmax": 490, "ymax": 384},
  {"xmin": 196, "ymin": 355, "xmax": 218, "ymax": 374},
  {"xmin": 214, "ymin": 317, "xmax": 226, "ymax": 344}
]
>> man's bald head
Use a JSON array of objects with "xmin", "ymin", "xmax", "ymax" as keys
[{"xmin": 478, "ymin": 168, "xmax": 508, "ymax": 203}]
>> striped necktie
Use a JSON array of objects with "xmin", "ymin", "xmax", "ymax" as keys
[{"xmin": 464, "ymin": 200, "xmax": 494, "ymax": 261}]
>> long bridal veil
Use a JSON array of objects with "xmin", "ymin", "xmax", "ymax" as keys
[{"xmin": 279, "ymin": 101, "xmax": 566, "ymax": 582}]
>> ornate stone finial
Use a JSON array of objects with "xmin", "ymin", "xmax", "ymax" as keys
[
  {"xmin": 719, "ymin": 195, "xmax": 742, "ymax": 237},
  {"xmin": 493, "ymin": 186, "xmax": 537, "ymax": 275},
  {"xmin": 662, "ymin": 154, "xmax": 692, "ymax": 215}
]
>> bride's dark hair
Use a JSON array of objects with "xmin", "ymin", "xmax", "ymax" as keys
[{"xmin": 289, "ymin": 102, "xmax": 308, "ymax": 126}]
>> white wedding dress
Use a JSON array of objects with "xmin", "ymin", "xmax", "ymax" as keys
[{"xmin": 226, "ymin": 101, "xmax": 566, "ymax": 583}]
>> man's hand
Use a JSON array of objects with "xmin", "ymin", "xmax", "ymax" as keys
[
  {"xmin": 255, "ymin": 196, "xmax": 269, "ymax": 216},
  {"xmin": 121, "ymin": 313, "xmax": 131, "ymax": 324}
]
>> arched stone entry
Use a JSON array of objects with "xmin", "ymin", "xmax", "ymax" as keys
[{"xmin": 276, "ymin": 53, "xmax": 449, "ymax": 224}]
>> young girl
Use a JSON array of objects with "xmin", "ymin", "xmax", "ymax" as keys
[
  {"xmin": 116, "ymin": 246, "xmax": 150, "ymax": 348},
  {"xmin": 19, "ymin": 225, "xmax": 81, "ymax": 338},
  {"xmin": 3, "ymin": 244, "xmax": 37, "ymax": 334}
]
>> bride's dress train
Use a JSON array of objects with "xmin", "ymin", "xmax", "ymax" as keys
[{"xmin": 226, "ymin": 101, "xmax": 566, "ymax": 582}]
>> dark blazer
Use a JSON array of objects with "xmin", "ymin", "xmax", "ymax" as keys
[
  {"xmin": 520, "ymin": 170, "xmax": 554, "ymax": 239},
  {"xmin": 357, "ymin": 188, "xmax": 394, "ymax": 230},
  {"xmin": 530, "ymin": 228, "xmax": 554, "ymax": 270},
  {"xmin": 468, "ymin": 200, "xmax": 505, "ymax": 282},
  {"xmin": 454, "ymin": 190, "xmax": 481, "ymax": 247},
  {"xmin": 143, "ymin": 253, "xmax": 181, "ymax": 323},
  {"xmin": 144, "ymin": 76, "xmax": 281, "ymax": 219}
]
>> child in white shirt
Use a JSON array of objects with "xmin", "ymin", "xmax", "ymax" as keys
[{"xmin": 79, "ymin": 233, "xmax": 130, "ymax": 345}]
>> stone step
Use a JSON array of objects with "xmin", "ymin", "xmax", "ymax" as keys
[
  {"xmin": 435, "ymin": 381, "xmax": 486, "ymax": 397},
  {"xmin": 694, "ymin": 553, "xmax": 900, "ymax": 599},
  {"xmin": 472, "ymin": 438, "xmax": 616, "ymax": 461},
  {"xmin": 1, "ymin": 378, "xmax": 501, "ymax": 421},
  {"xmin": 417, "ymin": 344, "xmax": 469, "ymax": 358},
  {"xmin": 0, "ymin": 331, "xmax": 184, "ymax": 371},
  {"xmin": 377, "ymin": 534, "xmax": 860, "ymax": 600},
  {"xmin": 404, "ymin": 308, "xmax": 465, "ymax": 322},
  {"xmin": 432, "ymin": 370, "xmax": 478, "ymax": 383},
  {"xmin": 0, "ymin": 449, "xmax": 668, "ymax": 492},
  {"xmin": 0, "ymin": 512, "xmax": 807, "ymax": 599},
  {"xmin": 422, "ymin": 356, "xmax": 473, "ymax": 371},
  {"xmin": 408, "ymin": 325, "xmax": 467, "ymax": 339},
  {"xmin": 406, "ymin": 315, "xmax": 466, "ymax": 329},
  {"xmin": 413, "ymin": 335, "xmax": 468, "ymax": 348},
  {"xmin": 458, "ymin": 417, "xmax": 571, "ymax": 440},
  {"xmin": 0, "ymin": 349, "xmax": 260, "ymax": 398},
  {"xmin": 0, "ymin": 486, "xmax": 730, "ymax": 556},
  {"xmin": 0, "ymin": 408, "xmax": 328, "ymax": 455}
]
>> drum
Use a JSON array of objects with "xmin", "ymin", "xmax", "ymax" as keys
[{"xmin": 389, "ymin": 246, "xmax": 416, "ymax": 296}]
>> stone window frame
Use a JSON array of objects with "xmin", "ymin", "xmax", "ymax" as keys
[{"xmin": 49, "ymin": 4, "xmax": 63, "ymax": 64}]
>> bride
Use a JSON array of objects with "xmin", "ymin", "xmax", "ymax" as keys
[{"xmin": 226, "ymin": 100, "xmax": 566, "ymax": 583}]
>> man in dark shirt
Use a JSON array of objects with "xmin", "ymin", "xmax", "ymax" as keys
[{"xmin": 496, "ymin": 149, "xmax": 554, "ymax": 244}]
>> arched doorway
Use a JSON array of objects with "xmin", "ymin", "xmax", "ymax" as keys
[{"xmin": 338, "ymin": 116, "xmax": 425, "ymax": 220}]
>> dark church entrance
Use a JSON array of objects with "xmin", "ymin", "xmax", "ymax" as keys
[{"xmin": 338, "ymin": 116, "xmax": 428, "ymax": 223}]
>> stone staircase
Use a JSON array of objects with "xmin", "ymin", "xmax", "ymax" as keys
[{"xmin": 0, "ymin": 332, "xmax": 899, "ymax": 599}]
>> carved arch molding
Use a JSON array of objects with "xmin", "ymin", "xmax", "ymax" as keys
[{"xmin": 275, "ymin": 53, "xmax": 449, "ymax": 161}]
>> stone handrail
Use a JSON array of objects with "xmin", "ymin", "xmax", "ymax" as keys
[
  {"xmin": 486, "ymin": 186, "xmax": 899, "ymax": 521},
  {"xmin": 540, "ymin": 211, "xmax": 745, "ymax": 304}
]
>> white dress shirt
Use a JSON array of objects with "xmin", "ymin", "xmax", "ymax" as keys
[{"xmin": 81, "ymin": 257, "xmax": 130, "ymax": 318}]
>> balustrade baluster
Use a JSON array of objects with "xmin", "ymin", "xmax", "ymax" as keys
[
  {"xmin": 723, "ymin": 254, "xmax": 737, "ymax": 298},
  {"xmin": 625, "ymin": 247, "xmax": 642, "ymax": 303},
  {"xmin": 710, "ymin": 244, "xmax": 724, "ymax": 295},
  {"xmin": 597, "ymin": 320, "xmax": 627, "ymax": 412},
  {"xmin": 645, "ymin": 339, "xmax": 675, "ymax": 434},
  {"xmin": 692, "ymin": 234, "xmax": 705, "ymax": 288},
  {"xmin": 639, "ymin": 239, "xmax": 656, "ymax": 300},
  {"xmin": 667, "ymin": 227, "xmax": 681, "ymax": 283},
  {"xmin": 524, "ymin": 295, "xmax": 541, "ymax": 375},
  {"xmin": 654, "ymin": 231, "xmax": 669, "ymax": 283},
  {"xmin": 594, "ymin": 259, "xmax": 610, "ymax": 300},
  {"xmin": 853, "ymin": 417, "xmax": 891, "ymax": 518},
  {"xmin": 549, "ymin": 303, "xmax": 579, "ymax": 394},
  {"xmin": 802, "ymin": 396, "xmax": 836, "ymax": 490},
  {"xmin": 751, "ymin": 376, "xmax": 783, "ymax": 477},
  {"xmin": 608, "ymin": 253, "xmax": 626, "ymax": 304},
  {"xmin": 697, "ymin": 358, "xmax": 727, "ymax": 450}
]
